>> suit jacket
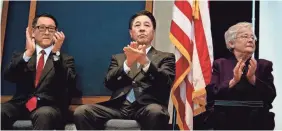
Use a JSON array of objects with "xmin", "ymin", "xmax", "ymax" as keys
[
  {"xmin": 103, "ymin": 47, "xmax": 175, "ymax": 108},
  {"xmin": 206, "ymin": 55, "xmax": 276, "ymax": 110},
  {"xmin": 4, "ymin": 51, "xmax": 76, "ymax": 112}
]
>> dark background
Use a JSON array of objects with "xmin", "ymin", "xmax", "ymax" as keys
[
  {"xmin": 1, "ymin": 1, "xmax": 145, "ymax": 96},
  {"xmin": 210, "ymin": 1, "xmax": 259, "ymax": 59},
  {"xmin": 1, "ymin": 1, "xmax": 260, "ymax": 97},
  {"xmin": 1, "ymin": 1, "xmax": 261, "ymax": 129}
]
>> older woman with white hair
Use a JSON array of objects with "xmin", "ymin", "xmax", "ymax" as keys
[{"xmin": 205, "ymin": 22, "xmax": 276, "ymax": 130}]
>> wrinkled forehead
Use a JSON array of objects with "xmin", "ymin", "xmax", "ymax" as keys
[{"xmin": 237, "ymin": 27, "xmax": 254, "ymax": 36}]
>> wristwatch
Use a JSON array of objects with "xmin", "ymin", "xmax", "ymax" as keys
[
  {"xmin": 53, "ymin": 51, "xmax": 60, "ymax": 56},
  {"xmin": 52, "ymin": 51, "xmax": 60, "ymax": 61}
]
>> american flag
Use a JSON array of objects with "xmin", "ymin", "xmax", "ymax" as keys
[{"xmin": 169, "ymin": 0, "xmax": 213, "ymax": 130}]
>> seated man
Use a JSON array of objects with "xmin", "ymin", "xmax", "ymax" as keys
[
  {"xmin": 1, "ymin": 13, "xmax": 77, "ymax": 130},
  {"xmin": 73, "ymin": 10, "xmax": 175, "ymax": 130},
  {"xmin": 206, "ymin": 22, "xmax": 276, "ymax": 130}
]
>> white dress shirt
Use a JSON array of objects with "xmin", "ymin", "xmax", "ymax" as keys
[
  {"xmin": 123, "ymin": 46, "xmax": 152, "ymax": 74},
  {"xmin": 23, "ymin": 44, "xmax": 54, "ymax": 68}
]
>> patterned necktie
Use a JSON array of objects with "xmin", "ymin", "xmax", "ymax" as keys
[
  {"xmin": 126, "ymin": 62, "xmax": 138, "ymax": 103},
  {"xmin": 26, "ymin": 50, "xmax": 45, "ymax": 112}
]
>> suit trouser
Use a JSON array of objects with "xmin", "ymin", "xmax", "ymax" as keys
[
  {"xmin": 1, "ymin": 102, "xmax": 63, "ymax": 130},
  {"xmin": 73, "ymin": 101, "xmax": 170, "ymax": 130}
]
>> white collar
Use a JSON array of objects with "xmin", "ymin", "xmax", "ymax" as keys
[{"xmin": 36, "ymin": 44, "xmax": 53, "ymax": 56}]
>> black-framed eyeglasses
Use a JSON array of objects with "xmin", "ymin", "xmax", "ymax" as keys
[{"xmin": 35, "ymin": 25, "xmax": 57, "ymax": 33}]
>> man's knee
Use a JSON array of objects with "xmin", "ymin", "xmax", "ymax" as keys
[
  {"xmin": 137, "ymin": 104, "xmax": 169, "ymax": 130},
  {"xmin": 1, "ymin": 103, "xmax": 20, "ymax": 120},
  {"xmin": 31, "ymin": 106, "xmax": 62, "ymax": 129},
  {"xmin": 32, "ymin": 106, "xmax": 61, "ymax": 121},
  {"xmin": 1, "ymin": 110, "xmax": 12, "ymax": 129},
  {"xmin": 73, "ymin": 105, "xmax": 93, "ymax": 118},
  {"xmin": 1, "ymin": 110, "xmax": 7, "ymax": 119},
  {"xmin": 1, "ymin": 103, "xmax": 22, "ymax": 129},
  {"xmin": 1, "ymin": 110, "xmax": 11, "ymax": 122},
  {"xmin": 143, "ymin": 104, "xmax": 169, "ymax": 119}
]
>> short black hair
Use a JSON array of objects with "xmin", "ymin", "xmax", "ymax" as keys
[
  {"xmin": 129, "ymin": 10, "xmax": 156, "ymax": 30},
  {"xmin": 32, "ymin": 13, "xmax": 58, "ymax": 28}
]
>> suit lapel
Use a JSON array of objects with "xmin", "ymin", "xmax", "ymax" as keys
[
  {"xmin": 27, "ymin": 54, "xmax": 37, "ymax": 87},
  {"xmin": 124, "ymin": 46, "xmax": 158, "ymax": 79},
  {"xmin": 147, "ymin": 47, "xmax": 157, "ymax": 60},
  {"xmin": 37, "ymin": 55, "xmax": 54, "ymax": 86},
  {"xmin": 27, "ymin": 53, "xmax": 36, "ymax": 72},
  {"xmin": 134, "ymin": 47, "xmax": 158, "ymax": 79}
]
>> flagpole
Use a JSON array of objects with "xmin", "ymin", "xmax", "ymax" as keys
[
  {"xmin": 252, "ymin": 0, "xmax": 256, "ymax": 33},
  {"xmin": 172, "ymin": 106, "xmax": 177, "ymax": 130},
  {"xmin": 252, "ymin": 0, "xmax": 256, "ymax": 58}
]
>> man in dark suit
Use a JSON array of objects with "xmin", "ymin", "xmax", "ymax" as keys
[
  {"xmin": 73, "ymin": 10, "xmax": 175, "ymax": 130},
  {"xmin": 1, "ymin": 13, "xmax": 76, "ymax": 130},
  {"xmin": 205, "ymin": 22, "xmax": 276, "ymax": 130}
]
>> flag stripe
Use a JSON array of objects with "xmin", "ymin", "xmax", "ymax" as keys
[
  {"xmin": 192, "ymin": 42, "xmax": 206, "ymax": 90},
  {"xmin": 174, "ymin": 0, "xmax": 193, "ymax": 22},
  {"xmin": 172, "ymin": 83, "xmax": 189, "ymax": 130},
  {"xmin": 170, "ymin": 34, "xmax": 192, "ymax": 130},
  {"xmin": 199, "ymin": 1, "xmax": 214, "ymax": 67},
  {"xmin": 169, "ymin": 33, "xmax": 192, "ymax": 63},
  {"xmin": 175, "ymin": 56, "xmax": 189, "ymax": 80},
  {"xmin": 185, "ymin": 78, "xmax": 194, "ymax": 107},
  {"xmin": 170, "ymin": 21, "xmax": 193, "ymax": 55},
  {"xmin": 194, "ymin": 17, "xmax": 212, "ymax": 85},
  {"xmin": 174, "ymin": 48, "xmax": 182, "ymax": 62},
  {"xmin": 171, "ymin": 6, "xmax": 193, "ymax": 39}
]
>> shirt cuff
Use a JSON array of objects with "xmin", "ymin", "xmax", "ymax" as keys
[
  {"xmin": 142, "ymin": 61, "xmax": 151, "ymax": 72},
  {"xmin": 23, "ymin": 52, "xmax": 31, "ymax": 62},
  {"xmin": 123, "ymin": 60, "xmax": 131, "ymax": 74}
]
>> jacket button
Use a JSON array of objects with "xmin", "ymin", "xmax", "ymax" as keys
[{"xmin": 149, "ymin": 74, "xmax": 154, "ymax": 80}]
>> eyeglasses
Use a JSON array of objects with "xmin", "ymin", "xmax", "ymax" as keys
[
  {"xmin": 236, "ymin": 35, "xmax": 257, "ymax": 41},
  {"xmin": 35, "ymin": 25, "xmax": 57, "ymax": 33}
]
